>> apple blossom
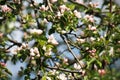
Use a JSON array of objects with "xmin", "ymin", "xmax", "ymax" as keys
[
  {"xmin": 59, "ymin": 5, "xmax": 70, "ymax": 13},
  {"xmin": 90, "ymin": 37, "xmax": 96, "ymax": 42},
  {"xmin": 0, "ymin": 62, "xmax": 6, "ymax": 66},
  {"xmin": 30, "ymin": 48, "xmax": 35, "ymax": 56},
  {"xmin": 48, "ymin": 34, "xmax": 59, "ymax": 45},
  {"xmin": 1, "ymin": 5, "xmax": 11, "ymax": 12},
  {"xmin": 29, "ymin": 28, "xmax": 43, "ymax": 35},
  {"xmin": 21, "ymin": 43, "xmax": 28, "ymax": 49},
  {"xmin": 98, "ymin": 69, "xmax": 106, "ymax": 76},
  {"xmin": 30, "ymin": 47, "xmax": 40, "ymax": 56},
  {"xmin": 88, "ymin": 25, "xmax": 97, "ymax": 31},
  {"xmin": 73, "ymin": 10, "xmax": 81, "ymax": 18},
  {"xmin": 89, "ymin": 2, "xmax": 98, "ymax": 8},
  {"xmin": 39, "ymin": 5, "xmax": 48, "ymax": 11},
  {"xmin": 74, "ymin": 63, "xmax": 81, "ymax": 70},
  {"xmin": 57, "ymin": 73, "xmax": 67, "ymax": 80},
  {"xmin": 84, "ymin": 15, "xmax": 94, "ymax": 23},
  {"xmin": 49, "ymin": 70, "xmax": 57, "ymax": 75},
  {"xmin": 56, "ymin": 11, "xmax": 63, "ymax": 18},
  {"xmin": 46, "ymin": 77, "xmax": 51, "ymax": 80},
  {"xmin": 76, "ymin": 38, "xmax": 85, "ymax": 43}
]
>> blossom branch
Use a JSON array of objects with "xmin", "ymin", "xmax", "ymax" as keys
[
  {"xmin": 7, "ymin": 39, "xmax": 22, "ymax": 50},
  {"xmin": 47, "ymin": 0, "xmax": 53, "ymax": 12},
  {"xmin": 110, "ymin": 0, "xmax": 112, "ymax": 13},
  {"xmin": 60, "ymin": 35, "xmax": 83, "ymax": 68},
  {"xmin": 46, "ymin": 66, "xmax": 82, "ymax": 74}
]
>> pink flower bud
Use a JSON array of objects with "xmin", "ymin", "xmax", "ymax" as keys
[
  {"xmin": 1, "ymin": 5, "xmax": 11, "ymax": 12},
  {"xmin": 98, "ymin": 69, "xmax": 106, "ymax": 76}
]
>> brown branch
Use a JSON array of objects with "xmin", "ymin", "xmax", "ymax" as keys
[
  {"xmin": 47, "ymin": 0, "xmax": 53, "ymax": 12},
  {"xmin": 7, "ymin": 39, "xmax": 22, "ymax": 50},
  {"xmin": 110, "ymin": 0, "xmax": 112, "ymax": 13},
  {"xmin": 68, "ymin": 0, "xmax": 88, "ymax": 9},
  {"xmin": 60, "ymin": 35, "xmax": 83, "ymax": 68},
  {"xmin": 46, "ymin": 66, "xmax": 82, "ymax": 74}
]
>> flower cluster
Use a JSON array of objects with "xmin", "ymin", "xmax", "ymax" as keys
[
  {"xmin": 73, "ymin": 10, "xmax": 81, "ymax": 18},
  {"xmin": 29, "ymin": 28, "xmax": 43, "ymax": 35},
  {"xmin": 59, "ymin": 5, "xmax": 70, "ymax": 13},
  {"xmin": 84, "ymin": 15, "xmax": 94, "ymax": 23},
  {"xmin": 88, "ymin": 49, "xmax": 96, "ymax": 57},
  {"xmin": 39, "ymin": 5, "xmax": 48, "ymax": 11},
  {"xmin": 48, "ymin": 34, "xmax": 59, "ymax": 45},
  {"xmin": 57, "ymin": 73, "xmax": 67, "ymax": 80},
  {"xmin": 30, "ymin": 47, "xmax": 40, "ymax": 57},
  {"xmin": 12, "ymin": 43, "xmax": 28, "ymax": 55},
  {"xmin": 1, "ymin": 5, "xmax": 11, "ymax": 12},
  {"xmin": 89, "ymin": 2, "xmax": 98, "ymax": 8}
]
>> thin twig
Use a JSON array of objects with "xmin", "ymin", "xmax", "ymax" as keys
[
  {"xmin": 7, "ymin": 39, "xmax": 22, "ymax": 50},
  {"xmin": 68, "ymin": 0, "xmax": 88, "ymax": 9},
  {"xmin": 110, "ymin": 0, "xmax": 112, "ymax": 13},
  {"xmin": 47, "ymin": 0, "xmax": 53, "ymax": 12},
  {"xmin": 60, "ymin": 35, "xmax": 83, "ymax": 68},
  {"xmin": 46, "ymin": 66, "xmax": 82, "ymax": 73}
]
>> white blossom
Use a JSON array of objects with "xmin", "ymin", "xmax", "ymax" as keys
[
  {"xmin": 76, "ymin": 38, "xmax": 85, "ymax": 43},
  {"xmin": 49, "ymin": 70, "xmax": 56, "ymax": 75},
  {"xmin": 57, "ymin": 73, "xmax": 67, "ymax": 80},
  {"xmin": 73, "ymin": 10, "xmax": 81, "ymax": 18},
  {"xmin": 89, "ymin": 2, "xmax": 98, "ymax": 8},
  {"xmin": 90, "ymin": 37, "xmax": 96, "ymax": 42},
  {"xmin": 56, "ymin": 11, "xmax": 63, "ymax": 18},
  {"xmin": 29, "ymin": 28, "xmax": 43, "ymax": 35},
  {"xmin": 74, "ymin": 63, "xmax": 81, "ymax": 70},
  {"xmin": 46, "ymin": 77, "xmax": 51, "ymax": 80},
  {"xmin": 84, "ymin": 15, "xmax": 94, "ymax": 23},
  {"xmin": 59, "ymin": 5, "xmax": 70, "ymax": 13},
  {"xmin": 21, "ymin": 43, "xmax": 28, "ymax": 49},
  {"xmin": 48, "ymin": 34, "xmax": 59, "ymax": 45},
  {"xmin": 30, "ymin": 47, "xmax": 40, "ymax": 56},
  {"xmin": 40, "ymin": 5, "xmax": 48, "ymax": 11},
  {"xmin": 30, "ymin": 48, "xmax": 35, "ymax": 56},
  {"xmin": 1, "ymin": 5, "xmax": 11, "ymax": 12}
]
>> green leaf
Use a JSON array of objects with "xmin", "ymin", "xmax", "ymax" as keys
[
  {"xmin": 66, "ymin": 3, "xmax": 75, "ymax": 10},
  {"xmin": 38, "ymin": 40, "xmax": 46, "ymax": 46},
  {"xmin": 96, "ymin": 60, "xmax": 102, "ymax": 68},
  {"xmin": 42, "ymin": 75, "xmax": 47, "ymax": 80}
]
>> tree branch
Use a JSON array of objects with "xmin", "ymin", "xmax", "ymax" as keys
[
  {"xmin": 68, "ymin": 0, "xmax": 88, "ymax": 9},
  {"xmin": 110, "ymin": 0, "xmax": 112, "ymax": 13},
  {"xmin": 60, "ymin": 34, "xmax": 83, "ymax": 68},
  {"xmin": 46, "ymin": 66, "xmax": 82, "ymax": 74}
]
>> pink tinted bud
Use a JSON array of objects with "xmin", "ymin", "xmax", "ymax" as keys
[
  {"xmin": 1, "ymin": 5, "xmax": 11, "ymax": 12},
  {"xmin": 98, "ymin": 69, "xmax": 106, "ymax": 76},
  {"xmin": 0, "ymin": 62, "xmax": 6, "ymax": 66},
  {"xmin": 73, "ymin": 10, "xmax": 81, "ymax": 18}
]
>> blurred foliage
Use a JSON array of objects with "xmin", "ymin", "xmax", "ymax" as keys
[{"xmin": 0, "ymin": 0, "xmax": 120, "ymax": 80}]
